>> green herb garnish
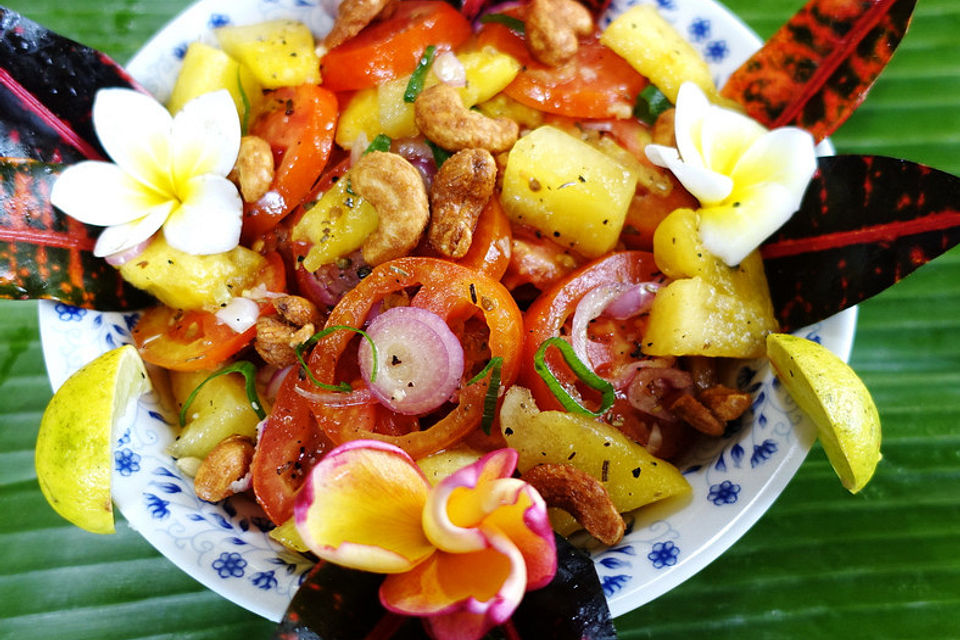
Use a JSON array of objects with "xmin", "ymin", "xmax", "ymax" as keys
[
  {"xmin": 633, "ymin": 85, "xmax": 672, "ymax": 125},
  {"xmin": 479, "ymin": 13, "xmax": 525, "ymax": 34},
  {"xmin": 404, "ymin": 45, "xmax": 437, "ymax": 103},
  {"xmin": 533, "ymin": 337, "xmax": 615, "ymax": 417},
  {"xmin": 364, "ymin": 134, "xmax": 392, "ymax": 154},
  {"xmin": 467, "ymin": 356, "xmax": 504, "ymax": 435},
  {"xmin": 426, "ymin": 139, "xmax": 451, "ymax": 167},
  {"xmin": 296, "ymin": 325, "xmax": 379, "ymax": 392},
  {"xmin": 179, "ymin": 360, "xmax": 265, "ymax": 427}
]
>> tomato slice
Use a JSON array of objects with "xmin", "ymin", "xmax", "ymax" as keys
[
  {"xmin": 320, "ymin": 1, "xmax": 471, "ymax": 92},
  {"xmin": 131, "ymin": 252, "xmax": 286, "ymax": 371},
  {"xmin": 308, "ymin": 257, "xmax": 522, "ymax": 456},
  {"xmin": 242, "ymin": 85, "xmax": 339, "ymax": 242},
  {"xmin": 478, "ymin": 23, "xmax": 648, "ymax": 119},
  {"xmin": 456, "ymin": 196, "xmax": 513, "ymax": 281}
]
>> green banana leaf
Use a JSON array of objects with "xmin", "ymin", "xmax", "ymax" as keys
[{"xmin": 1, "ymin": 0, "xmax": 958, "ymax": 638}]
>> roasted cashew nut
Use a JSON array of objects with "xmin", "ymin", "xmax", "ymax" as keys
[
  {"xmin": 231, "ymin": 135, "xmax": 274, "ymax": 203},
  {"xmin": 352, "ymin": 151, "xmax": 430, "ymax": 266},
  {"xmin": 428, "ymin": 148, "xmax": 497, "ymax": 258},
  {"xmin": 522, "ymin": 462, "xmax": 626, "ymax": 546},
  {"xmin": 526, "ymin": 0, "xmax": 593, "ymax": 67},
  {"xmin": 414, "ymin": 84, "xmax": 519, "ymax": 154},
  {"xmin": 323, "ymin": 0, "xmax": 396, "ymax": 50}
]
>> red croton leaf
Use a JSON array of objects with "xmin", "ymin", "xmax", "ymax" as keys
[
  {"xmin": 0, "ymin": 6, "xmax": 138, "ymax": 163},
  {"xmin": 0, "ymin": 158, "xmax": 150, "ymax": 310},
  {"xmin": 762, "ymin": 155, "xmax": 960, "ymax": 332},
  {"xmin": 721, "ymin": 0, "xmax": 916, "ymax": 143}
]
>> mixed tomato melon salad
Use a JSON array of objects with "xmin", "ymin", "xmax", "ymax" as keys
[{"xmin": 39, "ymin": 0, "xmax": 888, "ymax": 634}]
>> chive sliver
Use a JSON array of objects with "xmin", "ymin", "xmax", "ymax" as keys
[
  {"xmin": 296, "ymin": 325, "xmax": 379, "ymax": 392},
  {"xmin": 633, "ymin": 85, "xmax": 672, "ymax": 125},
  {"xmin": 533, "ymin": 337, "xmax": 615, "ymax": 417},
  {"xmin": 467, "ymin": 356, "xmax": 504, "ymax": 435},
  {"xmin": 179, "ymin": 360, "xmax": 265, "ymax": 427},
  {"xmin": 404, "ymin": 44, "xmax": 437, "ymax": 103}
]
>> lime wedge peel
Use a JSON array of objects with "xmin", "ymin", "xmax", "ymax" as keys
[
  {"xmin": 35, "ymin": 345, "xmax": 151, "ymax": 534},
  {"xmin": 766, "ymin": 333, "xmax": 882, "ymax": 493}
]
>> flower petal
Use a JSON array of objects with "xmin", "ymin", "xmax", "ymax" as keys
[
  {"xmin": 731, "ymin": 126, "xmax": 818, "ymax": 211},
  {"xmin": 162, "ymin": 175, "xmax": 242, "ymax": 255},
  {"xmin": 50, "ymin": 161, "xmax": 170, "ymax": 227},
  {"xmin": 423, "ymin": 449, "xmax": 518, "ymax": 554},
  {"xmin": 93, "ymin": 88, "xmax": 175, "ymax": 196},
  {"xmin": 92, "ymin": 201, "xmax": 173, "ymax": 257},
  {"xmin": 699, "ymin": 181, "xmax": 795, "ymax": 266},
  {"xmin": 673, "ymin": 82, "xmax": 711, "ymax": 169},
  {"xmin": 477, "ymin": 484, "xmax": 556, "ymax": 590},
  {"xmin": 381, "ymin": 528, "xmax": 527, "ymax": 640},
  {"xmin": 662, "ymin": 153, "xmax": 733, "ymax": 205},
  {"xmin": 294, "ymin": 440, "xmax": 435, "ymax": 573},
  {"xmin": 171, "ymin": 89, "xmax": 241, "ymax": 187},
  {"xmin": 698, "ymin": 105, "xmax": 767, "ymax": 177}
]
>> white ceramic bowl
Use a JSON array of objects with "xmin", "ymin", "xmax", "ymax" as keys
[{"xmin": 39, "ymin": 0, "xmax": 857, "ymax": 622}]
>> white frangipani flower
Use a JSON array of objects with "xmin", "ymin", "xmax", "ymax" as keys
[
  {"xmin": 645, "ymin": 82, "xmax": 817, "ymax": 266},
  {"xmin": 51, "ymin": 88, "xmax": 242, "ymax": 258}
]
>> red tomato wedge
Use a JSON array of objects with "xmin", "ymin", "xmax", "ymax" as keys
[
  {"xmin": 131, "ymin": 252, "xmax": 286, "ymax": 371},
  {"xmin": 320, "ymin": 1, "xmax": 472, "ymax": 92},
  {"xmin": 478, "ymin": 23, "xmax": 648, "ymax": 119},
  {"xmin": 242, "ymin": 85, "xmax": 338, "ymax": 242}
]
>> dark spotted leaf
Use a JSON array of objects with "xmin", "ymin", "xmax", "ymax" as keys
[
  {"xmin": 0, "ymin": 6, "xmax": 138, "ymax": 162},
  {"xmin": 762, "ymin": 155, "xmax": 960, "ymax": 331},
  {"xmin": 274, "ymin": 536, "xmax": 615, "ymax": 639},
  {"xmin": 0, "ymin": 158, "xmax": 150, "ymax": 309},
  {"xmin": 722, "ymin": 0, "xmax": 916, "ymax": 142}
]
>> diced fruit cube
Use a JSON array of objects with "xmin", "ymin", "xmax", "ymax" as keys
[
  {"xmin": 501, "ymin": 125, "xmax": 637, "ymax": 258},
  {"xmin": 600, "ymin": 4, "xmax": 718, "ymax": 103},
  {"xmin": 643, "ymin": 208, "xmax": 779, "ymax": 358},
  {"xmin": 499, "ymin": 386, "xmax": 690, "ymax": 516},
  {"xmin": 216, "ymin": 20, "xmax": 320, "ymax": 89},
  {"xmin": 291, "ymin": 173, "xmax": 379, "ymax": 271},
  {"xmin": 167, "ymin": 42, "xmax": 262, "ymax": 123}
]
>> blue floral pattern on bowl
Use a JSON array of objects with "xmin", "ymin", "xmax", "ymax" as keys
[{"xmin": 37, "ymin": 0, "xmax": 858, "ymax": 623}]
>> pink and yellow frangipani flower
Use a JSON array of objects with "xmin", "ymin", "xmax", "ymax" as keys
[{"xmin": 294, "ymin": 440, "xmax": 557, "ymax": 640}]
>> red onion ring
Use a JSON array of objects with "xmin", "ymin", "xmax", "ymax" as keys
[
  {"xmin": 104, "ymin": 236, "xmax": 152, "ymax": 266},
  {"xmin": 603, "ymin": 282, "xmax": 661, "ymax": 320},
  {"xmin": 294, "ymin": 384, "xmax": 376, "ymax": 407},
  {"xmin": 626, "ymin": 361, "xmax": 693, "ymax": 421},
  {"xmin": 357, "ymin": 306, "xmax": 465, "ymax": 415}
]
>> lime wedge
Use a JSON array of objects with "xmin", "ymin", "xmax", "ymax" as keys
[
  {"xmin": 766, "ymin": 333, "xmax": 881, "ymax": 493},
  {"xmin": 35, "ymin": 345, "xmax": 151, "ymax": 533}
]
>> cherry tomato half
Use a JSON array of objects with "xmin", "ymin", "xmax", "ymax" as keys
[
  {"xmin": 478, "ymin": 23, "xmax": 648, "ymax": 119},
  {"xmin": 242, "ymin": 85, "xmax": 339, "ymax": 242},
  {"xmin": 320, "ymin": 1, "xmax": 472, "ymax": 92}
]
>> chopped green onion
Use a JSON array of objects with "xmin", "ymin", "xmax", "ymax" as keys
[
  {"xmin": 533, "ymin": 337, "xmax": 615, "ymax": 417},
  {"xmin": 479, "ymin": 13, "xmax": 526, "ymax": 34},
  {"xmin": 179, "ymin": 361, "xmax": 265, "ymax": 428},
  {"xmin": 296, "ymin": 325, "xmax": 379, "ymax": 392},
  {"xmin": 236, "ymin": 67, "xmax": 251, "ymax": 135},
  {"xmin": 364, "ymin": 134, "xmax": 392, "ymax": 154},
  {"xmin": 467, "ymin": 356, "xmax": 503, "ymax": 435},
  {"xmin": 633, "ymin": 85, "xmax": 672, "ymax": 126},
  {"xmin": 426, "ymin": 139, "xmax": 451, "ymax": 167},
  {"xmin": 404, "ymin": 44, "xmax": 437, "ymax": 103}
]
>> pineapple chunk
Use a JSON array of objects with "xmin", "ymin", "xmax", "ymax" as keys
[
  {"xmin": 456, "ymin": 48, "xmax": 522, "ymax": 106},
  {"xmin": 168, "ymin": 369, "xmax": 264, "ymax": 460},
  {"xmin": 476, "ymin": 94, "xmax": 545, "ymax": 130},
  {"xmin": 600, "ymin": 4, "xmax": 718, "ymax": 103},
  {"xmin": 643, "ymin": 208, "xmax": 778, "ymax": 358},
  {"xmin": 118, "ymin": 235, "xmax": 267, "ymax": 311},
  {"xmin": 378, "ymin": 75, "xmax": 422, "ymax": 139},
  {"xmin": 336, "ymin": 88, "xmax": 380, "ymax": 149},
  {"xmin": 501, "ymin": 126, "xmax": 637, "ymax": 258},
  {"xmin": 499, "ymin": 386, "xmax": 690, "ymax": 516},
  {"xmin": 216, "ymin": 20, "xmax": 320, "ymax": 89},
  {"xmin": 291, "ymin": 173, "xmax": 379, "ymax": 271},
  {"xmin": 167, "ymin": 42, "xmax": 262, "ymax": 122}
]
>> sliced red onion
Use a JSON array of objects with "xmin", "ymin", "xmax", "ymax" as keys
[
  {"xmin": 470, "ymin": 0, "xmax": 524, "ymax": 25},
  {"xmin": 626, "ymin": 362, "xmax": 693, "ymax": 421},
  {"xmin": 264, "ymin": 365, "xmax": 294, "ymax": 402},
  {"xmin": 215, "ymin": 296, "xmax": 260, "ymax": 333},
  {"xmin": 104, "ymin": 236, "xmax": 152, "ymax": 266},
  {"xmin": 433, "ymin": 51, "xmax": 467, "ymax": 87},
  {"xmin": 570, "ymin": 283, "xmax": 630, "ymax": 369},
  {"xmin": 357, "ymin": 306, "xmax": 465, "ymax": 415},
  {"xmin": 395, "ymin": 137, "xmax": 438, "ymax": 191},
  {"xmin": 603, "ymin": 282, "xmax": 661, "ymax": 320},
  {"xmin": 298, "ymin": 250, "xmax": 368, "ymax": 308},
  {"xmin": 294, "ymin": 384, "xmax": 376, "ymax": 407}
]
